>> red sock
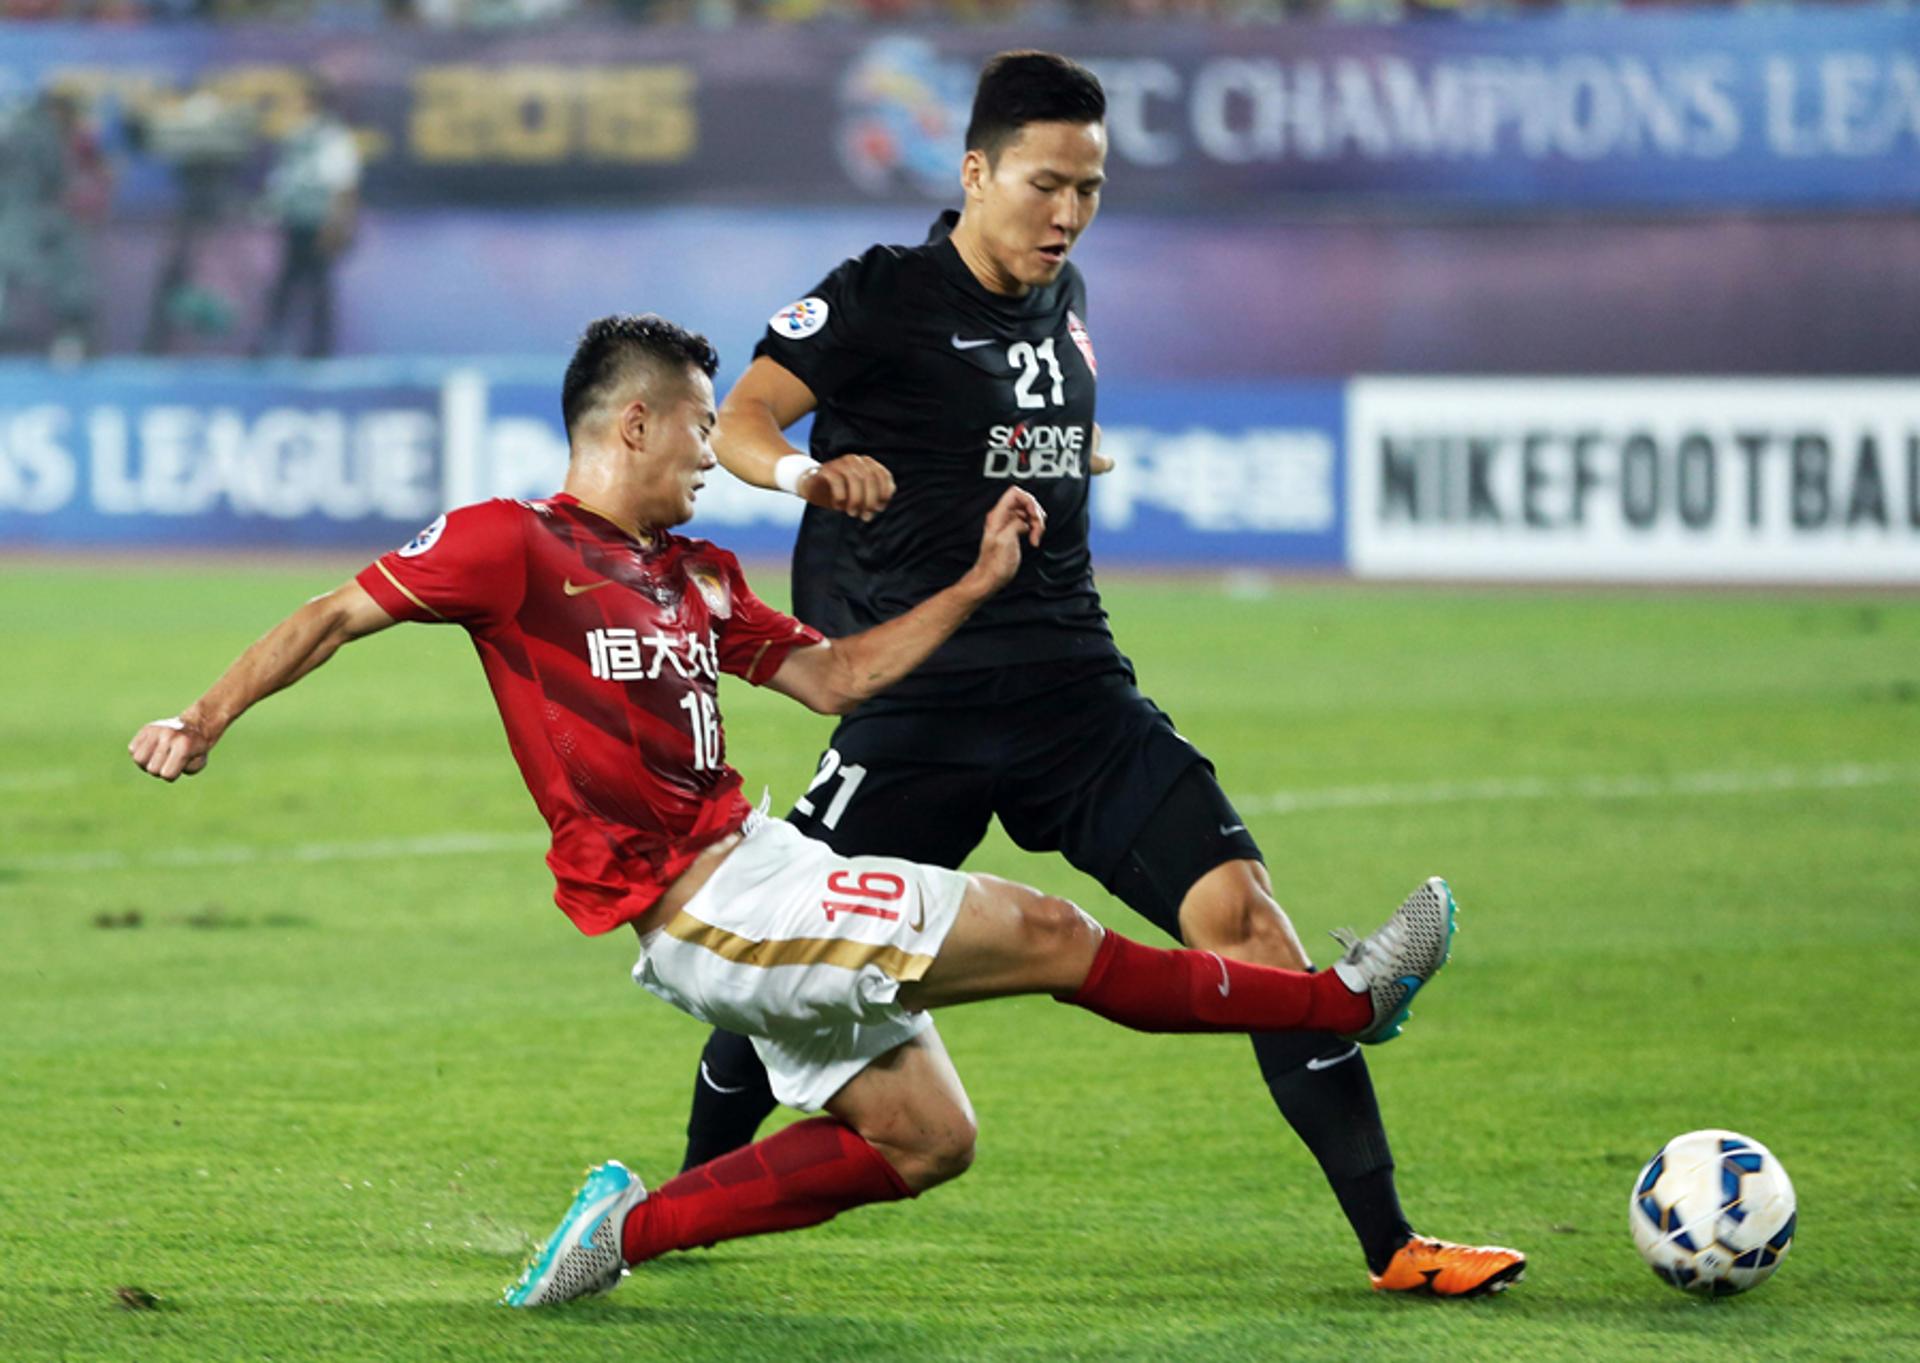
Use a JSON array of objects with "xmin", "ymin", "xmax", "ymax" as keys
[
  {"xmin": 1064, "ymin": 931, "xmax": 1371, "ymax": 1036},
  {"xmin": 621, "ymin": 1116, "xmax": 913, "ymax": 1264}
]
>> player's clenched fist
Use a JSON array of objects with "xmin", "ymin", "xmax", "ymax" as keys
[
  {"xmin": 798, "ymin": 454, "xmax": 894, "ymax": 522},
  {"xmin": 129, "ymin": 715, "xmax": 213, "ymax": 782}
]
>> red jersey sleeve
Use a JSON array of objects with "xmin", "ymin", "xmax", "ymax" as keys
[
  {"xmin": 356, "ymin": 500, "xmax": 528, "ymax": 631},
  {"xmin": 711, "ymin": 551, "xmax": 825, "ymax": 685}
]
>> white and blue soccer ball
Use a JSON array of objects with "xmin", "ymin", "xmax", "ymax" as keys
[{"xmin": 1630, "ymin": 1128, "xmax": 1797, "ymax": 1296}]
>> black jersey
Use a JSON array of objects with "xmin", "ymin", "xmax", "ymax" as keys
[{"xmin": 754, "ymin": 211, "xmax": 1120, "ymax": 696}]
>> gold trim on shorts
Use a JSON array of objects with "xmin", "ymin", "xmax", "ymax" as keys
[{"xmin": 662, "ymin": 913, "xmax": 936, "ymax": 982}]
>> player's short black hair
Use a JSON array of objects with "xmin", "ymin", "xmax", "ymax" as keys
[
  {"xmin": 562, "ymin": 313, "xmax": 720, "ymax": 433},
  {"xmin": 964, "ymin": 51, "xmax": 1106, "ymax": 164}
]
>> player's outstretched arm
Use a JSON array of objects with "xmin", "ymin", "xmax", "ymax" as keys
[
  {"xmin": 714, "ymin": 356, "xmax": 893, "ymax": 521},
  {"xmin": 765, "ymin": 487, "xmax": 1044, "ymax": 715},
  {"xmin": 129, "ymin": 580, "xmax": 397, "ymax": 782}
]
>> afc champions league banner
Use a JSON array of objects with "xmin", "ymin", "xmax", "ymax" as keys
[
  {"xmin": 7, "ymin": 9, "xmax": 1919, "ymax": 214},
  {"xmin": 5, "ymin": 362, "xmax": 1917, "ymax": 582},
  {"xmin": 0, "ymin": 362, "xmax": 1347, "ymax": 566}
]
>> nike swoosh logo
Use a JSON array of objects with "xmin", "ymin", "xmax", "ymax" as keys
[
  {"xmin": 907, "ymin": 904, "xmax": 926, "ymax": 932},
  {"xmin": 950, "ymin": 334, "xmax": 995, "ymax": 350},
  {"xmin": 698, "ymin": 1061, "xmax": 752, "ymax": 1095},
  {"xmin": 1306, "ymin": 1044, "xmax": 1361, "ymax": 1072},
  {"xmin": 1207, "ymin": 951, "xmax": 1230, "ymax": 998},
  {"xmin": 580, "ymin": 1194, "xmax": 630, "ymax": 1254},
  {"xmin": 575, "ymin": 1181, "xmax": 633, "ymax": 1255},
  {"xmin": 563, "ymin": 579, "xmax": 614, "ymax": 596},
  {"xmin": 1219, "ymin": 823, "xmax": 1246, "ymax": 837}
]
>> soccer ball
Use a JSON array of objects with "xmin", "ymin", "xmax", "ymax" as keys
[{"xmin": 1629, "ymin": 1129, "xmax": 1797, "ymax": 1295}]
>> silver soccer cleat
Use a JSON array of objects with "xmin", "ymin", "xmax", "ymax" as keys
[{"xmin": 1329, "ymin": 876, "xmax": 1458, "ymax": 1045}]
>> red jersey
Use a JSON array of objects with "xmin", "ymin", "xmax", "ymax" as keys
[{"xmin": 356, "ymin": 493, "xmax": 824, "ymax": 934}]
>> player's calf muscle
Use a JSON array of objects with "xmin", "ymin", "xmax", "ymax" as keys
[
  {"xmin": 1176, "ymin": 862, "xmax": 1310, "ymax": 970},
  {"xmin": 828, "ymin": 1034, "xmax": 978, "ymax": 1193},
  {"xmin": 1184, "ymin": 906, "xmax": 1309, "ymax": 970}
]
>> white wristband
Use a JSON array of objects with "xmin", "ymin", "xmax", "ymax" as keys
[{"xmin": 773, "ymin": 454, "xmax": 821, "ymax": 497}]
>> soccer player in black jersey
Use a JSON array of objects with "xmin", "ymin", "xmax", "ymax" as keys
[{"xmin": 687, "ymin": 50, "xmax": 1524, "ymax": 1297}]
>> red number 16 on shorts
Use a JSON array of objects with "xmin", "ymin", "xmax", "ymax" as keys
[{"xmin": 821, "ymin": 870, "xmax": 907, "ymax": 924}]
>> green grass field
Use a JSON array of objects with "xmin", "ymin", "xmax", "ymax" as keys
[{"xmin": 4, "ymin": 563, "xmax": 1917, "ymax": 1362}]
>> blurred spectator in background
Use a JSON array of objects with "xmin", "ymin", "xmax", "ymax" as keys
[
  {"xmin": 0, "ymin": 89, "xmax": 109, "ymax": 361},
  {"xmin": 137, "ymin": 88, "xmax": 255, "ymax": 353},
  {"xmin": 252, "ymin": 79, "xmax": 360, "ymax": 358}
]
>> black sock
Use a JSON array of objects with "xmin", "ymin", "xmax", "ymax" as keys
[
  {"xmin": 1250, "ymin": 1029, "xmax": 1414, "ymax": 1274},
  {"xmin": 681, "ymin": 1028, "xmax": 779, "ymax": 1172}
]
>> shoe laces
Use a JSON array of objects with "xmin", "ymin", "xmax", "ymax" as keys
[{"xmin": 1330, "ymin": 915, "xmax": 1406, "ymax": 966}]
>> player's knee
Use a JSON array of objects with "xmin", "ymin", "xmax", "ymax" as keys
[
  {"xmin": 1019, "ymin": 893, "xmax": 1102, "ymax": 960},
  {"xmin": 895, "ymin": 1112, "xmax": 978, "ymax": 1192},
  {"xmin": 924, "ymin": 1113, "xmax": 978, "ymax": 1186}
]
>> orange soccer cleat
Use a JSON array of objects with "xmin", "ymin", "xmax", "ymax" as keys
[{"xmin": 1370, "ymin": 1235, "xmax": 1528, "ymax": 1298}]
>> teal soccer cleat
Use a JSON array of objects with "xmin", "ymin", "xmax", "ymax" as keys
[{"xmin": 501, "ymin": 1160, "xmax": 648, "ymax": 1307}]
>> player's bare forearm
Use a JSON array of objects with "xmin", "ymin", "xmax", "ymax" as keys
[
  {"xmin": 716, "ymin": 358, "xmax": 893, "ymax": 518},
  {"xmin": 816, "ymin": 576, "xmax": 991, "ymax": 710},
  {"xmin": 129, "ymin": 580, "xmax": 394, "ymax": 781},
  {"xmin": 768, "ymin": 489, "xmax": 1044, "ymax": 714},
  {"xmin": 192, "ymin": 597, "xmax": 359, "ymax": 727},
  {"xmin": 712, "ymin": 390, "xmax": 800, "ymax": 489}
]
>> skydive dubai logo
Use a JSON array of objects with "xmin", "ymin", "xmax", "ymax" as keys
[{"xmin": 984, "ymin": 422, "xmax": 1087, "ymax": 479}]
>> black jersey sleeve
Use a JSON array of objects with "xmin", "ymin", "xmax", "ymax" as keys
[{"xmin": 751, "ymin": 245, "xmax": 901, "ymax": 404}]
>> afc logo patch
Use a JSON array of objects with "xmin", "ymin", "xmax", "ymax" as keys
[
  {"xmin": 397, "ymin": 513, "xmax": 447, "ymax": 558},
  {"xmin": 770, "ymin": 297, "xmax": 830, "ymax": 340}
]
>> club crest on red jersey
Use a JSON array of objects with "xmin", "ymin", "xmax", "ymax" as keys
[
  {"xmin": 1067, "ymin": 310, "xmax": 1097, "ymax": 377},
  {"xmin": 685, "ymin": 561, "xmax": 732, "ymax": 619}
]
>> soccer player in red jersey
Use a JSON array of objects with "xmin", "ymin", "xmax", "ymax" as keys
[{"xmin": 130, "ymin": 314, "xmax": 1458, "ymax": 1308}]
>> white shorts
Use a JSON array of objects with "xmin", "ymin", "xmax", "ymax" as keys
[{"xmin": 633, "ymin": 815, "xmax": 969, "ymax": 1112}]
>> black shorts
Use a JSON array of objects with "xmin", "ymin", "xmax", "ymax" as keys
[{"xmin": 785, "ymin": 660, "xmax": 1262, "ymax": 941}]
